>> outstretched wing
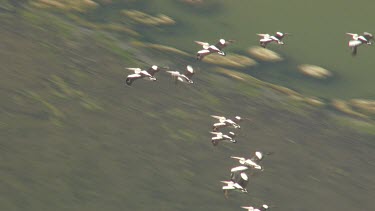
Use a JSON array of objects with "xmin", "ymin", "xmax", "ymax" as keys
[
  {"xmin": 126, "ymin": 67, "xmax": 142, "ymax": 74},
  {"xmin": 363, "ymin": 32, "xmax": 374, "ymax": 41},
  {"xmin": 195, "ymin": 41, "xmax": 210, "ymax": 47},
  {"xmin": 211, "ymin": 115, "xmax": 226, "ymax": 122},
  {"xmin": 257, "ymin": 33, "xmax": 270, "ymax": 38},
  {"xmin": 230, "ymin": 156, "xmax": 244, "ymax": 160},
  {"xmin": 197, "ymin": 49, "xmax": 212, "ymax": 60},
  {"xmin": 126, "ymin": 73, "xmax": 142, "ymax": 86},
  {"xmin": 241, "ymin": 206, "xmax": 255, "ymax": 211},
  {"xmin": 346, "ymin": 33, "xmax": 359, "ymax": 40}
]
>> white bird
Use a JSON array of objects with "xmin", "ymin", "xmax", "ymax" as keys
[
  {"xmin": 231, "ymin": 151, "xmax": 263, "ymax": 170},
  {"xmin": 257, "ymin": 32, "xmax": 289, "ymax": 48},
  {"xmin": 166, "ymin": 65, "xmax": 194, "ymax": 84},
  {"xmin": 125, "ymin": 65, "xmax": 161, "ymax": 86},
  {"xmin": 346, "ymin": 32, "xmax": 373, "ymax": 56},
  {"xmin": 211, "ymin": 131, "xmax": 236, "ymax": 146},
  {"xmin": 222, "ymin": 172, "xmax": 248, "ymax": 198},
  {"xmin": 211, "ymin": 115, "xmax": 241, "ymax": 131},
  {"xmin": 195, "ymin": 39, "xmax": 235, "ymax": 60},
  {"xmin": 241, "ymin": 204, "xmax": 269, "ymax": 211},
  {"xmin": 230, "ymin": 160, "xmax": 261, "ymax": 171}
]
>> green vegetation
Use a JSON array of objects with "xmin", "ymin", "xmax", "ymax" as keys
[{"xmin": 0, "ymin": 2, "xmax": 374, "ymax": 211}]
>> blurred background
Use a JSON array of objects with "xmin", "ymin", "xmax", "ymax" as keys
[{"xmin": 0, "ymin": 0, "xmax": 374, "ymax": 210}]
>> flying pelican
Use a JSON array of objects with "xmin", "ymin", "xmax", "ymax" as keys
[
  {"xmin": 211, "ymin": 131, "xmax": 236, "ymax": 146},
  {"xmin": 241, "ymin": 204, "xmax": 269, "ymax": 211},
  {"xmin": 166, "ymin": 65, "xmax": 194, "ymax": 84},
  {"xmin": 222, "ymin": 172, "xmax": 249, "ymax": 198},
  {"xmin": 230, "ymin": 154, "xmax": 262, "ymax": 170},
  {"xmin": 195, "ymin": 39, "xmax": 235, "ymax": 60},
  {"xmin": 257, "ymin": 32, "xmax": 289, "ymax": 48},
  {"xmin": 211, "ymin": 115, "xmax": 241, "ymax": 131},
  {"xmin": 346, "ymin": 32, "xmax": 373, "ymax": 56},
  {"xmin": 125, "ymin": 65, "xmax": 161, "ymax": 86}
]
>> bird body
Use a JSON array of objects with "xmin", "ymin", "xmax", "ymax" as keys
[
  {"xmin": 166, "ymin": 65, "xmax": 194, "ymax": 84},
  {"xmin": 346, "ymin": 32, "xmax": 373, "ymax": 56},
  {"xmin": 195, "ymin": 39, "xmax": 234, "ymax": 60},
  {"xmin": 211, "ymin": 131, "xmax": 236, "ymax": 146},
  {"xmin": 211, "ymin": 115, "xmax": 241, "ymax": 131},
  {"xmin": 222, "ymin": 172, "xmax": 249, "ymax": 198},
  {"xmin": 125, "ymin": 65, "xmax": 161, "ymax": 86},
  {"xmin": 257, "ymin": 32, "xmax": 289, "ymax": 48}
]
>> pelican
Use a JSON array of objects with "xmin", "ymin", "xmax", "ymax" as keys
[
  {"xmin": 211, "ymin": 131, "xmax": 236, "ymax": 146},
  {"xmin": 230, "ymin": 155, "xmax": 262, "ymax": 170},
  {"xmin": 222, "ymin": 172, "xmax": 248, "ymax": 198},
  {"xmin": 195, "ymin": 39, "xmax": 235, "ymax": 60},
  {"xmin": 211, "ymin": 115, "xmax": 241, "ymax": 131},
  {"xmin": 241, "ymin": 204, "xmax": 269, "ymax": 211},
  {"xmin": 346, "ymin": 32, "xmax": 373, "ymax": 56},
  {"xmin": 166, "ymin": 65, "xmax": 194, "ymax": 84},
  {"xmin": 125, "ymin": 65, "xmax": 161, "ymax": 86},
  {"xmin": 257, "ymin": 32, "xmax": 289, "ymax": 48}
]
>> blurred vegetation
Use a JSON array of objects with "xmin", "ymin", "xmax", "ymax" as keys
[{"xmin": 0, "ymin": 2, "xmax": 374, "ymax": 211}]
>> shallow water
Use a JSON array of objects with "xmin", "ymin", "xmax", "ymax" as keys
[{"xmin": 125, "ymin": 0, "xmax": 375, "ymax": 99}]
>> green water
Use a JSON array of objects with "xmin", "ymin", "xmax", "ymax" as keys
[{"xmin": 127, "ymin": 0, "xmax": 375, "ymax": 99}]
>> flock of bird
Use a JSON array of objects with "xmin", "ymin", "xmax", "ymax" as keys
[
  {"xmin": 210, "ymin": 115, "xmax": 270, "ymax": 210},
  {"xmin": 126, "ymin": 31, "xmax": 373, "ymax": 86},
  {"xmin": 125, "ymin": 31, "xmax": 373, "ymax": 210}
]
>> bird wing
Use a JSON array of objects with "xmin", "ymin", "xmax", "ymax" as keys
[
  {"xmin": 195, "ymin": 41, "xmax": 210, "ymax": 47},
  {"xmin": 211, "ymin": 115, "xmax": 226, "ymax": 122},
  {"xmin": 230, "ymin": 166, "xmax": 249, "ymax": 173},
  {"xmin": 125, "ymin": 73, "xmax": 142, "ymax": 86},
  {"xmin": 126, "ymin": 67, "xmax": 142, "ymax": 74},
  {"xmin": 197, "ymin": 49, "xmax": 212, "ymax": 59},
  {"xmin": 127, "ymin": 73, "xmax": 142, "ymax": 79},
  {"xmin": 140, "ymin": 70, "xmax": 152, "ymax": 77},
  {"xmin": 257, "ymin": 33, "xmax": 270, "ymax": 38},
  {"xmin": 363, "ymin": 32, "xmax": 374, "ymax": 41},
  {"xmin": 230, "ymin": 156, "xmax": 244, "ymax": 160},
  {"xmin": 241, "ymin": 207, "xmax": 254, "ymax": 211},
  {"xmin": 346, "ymin": 33, "xmax": 358, "ymax": 40},
  {"xmin": 166, "ymin": 70, "xmax": 180, "ymax": 76}
]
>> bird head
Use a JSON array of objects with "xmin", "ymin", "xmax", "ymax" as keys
[
  {"xmin": 151, "ymin": 65, "xmax": 158, "ymax": 70},
  {"xmin": 255, "ymin": 151, "xmax": 263, "ymax": 160}
]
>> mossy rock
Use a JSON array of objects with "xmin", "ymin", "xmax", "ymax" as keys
[
  {"xmin": 122, "ymin": 10, "xmax": 176, "ymax": 26},
  {"xmin": 304, "ymin": 97, "xmax": 325, "ymax": 107},
  {"xmin": 203, "ymin": 54, "xmax": 257, "ymax": 68},
  {"xmin": 298, "ymin": 64, "xmax": 332, "ymax": 79},
  {"xmin": 350, "ymin": 99, "xmax": 375, "ymax": 115},
  {"xmin": 247, "ymin": 46, "xmax": 283, "ymax": 62},
  {"xmin": 331, "ymin": 99, "xmax": 368, "ymax": 119},
  {"xmin": 32, "ymin": 0, "xmax": 98, "ymax": 12},
  {"xmin": 131, "ymin": 41, "xmax": 190, "ymax": 57}
]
